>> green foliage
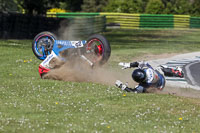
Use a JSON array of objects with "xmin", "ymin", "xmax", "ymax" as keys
[
  {"xmin": 14, "ymin": 0, "xmax": 83, "ymax": 14},
  {"xmin": 160, "ymin": 0, "xmax": 193, "ymax": 15},
  {"xmin": 145, "ymin": 0, "xmax": 164, "ymax": 14},
  {"xmin": 81, "ymin": 0, "xmax": 107, "ymax": 12},
  {"xmin": 117, "ymin": 0, "xmax": 131, "ymax": 13},
  {"xmin": 102, "ymin": 0, "xmax": 121, "ymax": 12},
  {"xmin": 162, "ymin": 2, "xmax": 173, "ymax": 14},
  {"xmin": 130, "ymin": 0, "xmax": 148, "ymax": 13},
  {"xmin": 190, "ymin": 0, "xmax": 200, "ymax": 16},
  {"xmin": 103, "ymin": 0, "xmax": 148, "ymax": 13},
  {"xmin": 2, "ymin": 0, "xmax": 199, "ymax": 16},
  {"xmin": 60, "ymin": 0, "xmax": 83, "ymax": 12},
  {"xmin": 0, "ymin": 0, "xmax": 18, "ymax": 12},
  {"xmin": 5, "ymin": 0, "xmax": 200, "ymax": 16},
  {"xmin": 102, "ymin": 0, "xmax": 199, "ymax": 16},
  {"xmin": 14, "ymin": 0, "xmax": 60, "ymax": 15},
  {"xmin": 173, "ymin": 0, "xmax": 191, "ymax": 15}
]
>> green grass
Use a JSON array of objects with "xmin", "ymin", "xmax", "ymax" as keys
[
  {"xmin": 105, "ymin": 29, "xmax": 200, "ymax": 64},
  {"xmin": 1, "ymin": 29, "xmax": 200, "ymax": 132}
]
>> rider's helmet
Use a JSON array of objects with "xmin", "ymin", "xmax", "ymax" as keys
[{"xmin": 132, "ymin": 69, "xmax": 146, "ymax": 83}]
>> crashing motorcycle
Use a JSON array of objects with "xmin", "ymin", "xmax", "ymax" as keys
[{"xmin": 32, "ymin": 31, "xmax": 111, "ymax": 77}]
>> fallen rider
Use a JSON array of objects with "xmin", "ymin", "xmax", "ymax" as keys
[{"xmin": 115, "ymin": 61, "xmax": 184, "ymax": 93}]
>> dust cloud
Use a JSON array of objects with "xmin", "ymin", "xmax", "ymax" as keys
[
  {"xmin": 42, "ymin": 57, "xmax": 131, "ymax": 86},
  {"xmin": 57, "ymin": 19, "xmax": 78, "ymax": 40},
  {"xmin": 156, "ymin": 86, "xmax": 200, "ymax": 98}
]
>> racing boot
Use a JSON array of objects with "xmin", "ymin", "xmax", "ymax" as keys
[
  {"xmin": 174, "ymin": 66, "xmax": 184, "ymax": 78},
  {"xmin": 159, "ymin": 65, "xmax": 184, "ymax": 78}
]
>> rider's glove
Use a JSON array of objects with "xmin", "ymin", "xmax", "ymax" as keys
[
  {"xmin": 118, "ymin": 62, "xmax": 131, "ymax": 69},
  {"xmin": 115, "ymin": 80, "xmax": 127, "ymax": 91},
  {"xmin": 115, "ymin": 80, "xmax": 122, "ymax": 87},
  {"xmin": 138, "ymin": 61, "xmax": 147, "ymax": 69}
]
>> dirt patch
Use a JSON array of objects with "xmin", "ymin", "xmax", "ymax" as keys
[
  {"xmin": 157, "ymin": 86, "xmax": 200, "ymax": 98},
  {"xmin": 43, "ymin": 57, "xmax": 128, "ymax": 86}
]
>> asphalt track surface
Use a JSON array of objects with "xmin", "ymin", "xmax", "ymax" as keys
[
  {"xmin": 185, "ymin": 62, "xmax": 200, "ymax": 86},
  {"xmin": 149, "ymin": 52, "xmax": 200, "ymax": 90}
]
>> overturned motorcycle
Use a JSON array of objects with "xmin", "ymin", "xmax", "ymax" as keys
[{"xmin": 32, "ymin": 32, "xmax": 111, "ymax": 77}]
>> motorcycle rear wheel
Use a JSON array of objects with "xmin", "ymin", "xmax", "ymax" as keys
[{"xmin": 85, "ymin": 34, "xmax": 111, "ymax": 65}]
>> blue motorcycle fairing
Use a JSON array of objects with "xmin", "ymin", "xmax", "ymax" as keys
[{"xmin": 53, "ymin": 40, "xmax": 87, "ymax": 56}]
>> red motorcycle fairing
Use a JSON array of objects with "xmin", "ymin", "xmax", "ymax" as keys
[{"xmin": 39, "ymin": 65, "xmax": 50, "ymax": 77}]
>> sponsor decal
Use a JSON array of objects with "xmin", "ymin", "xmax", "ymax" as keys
[
  {"xmin": 146, "ymin": 69, "xmax": 154, "ymax": 83},
  {"xmin": 56, "ymin": 40, "xmax": 72, "ymax": 46},
  {"xmin": 41, "ymin": 51, "xmax": 57, "ymax": 66},
  {"xmin": 74, "ymin": 41, "xmax": 83, "ymax": 47},
  {"xmin": 56, "ymin": 40, "xmax": 84, "ymax": 48},
  {"xmin": 42, "ymin": 54, "xmax": 54, "ymax": 65}
]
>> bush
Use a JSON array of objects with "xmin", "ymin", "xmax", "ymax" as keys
[
  {"xmin": 189, "ymin": 0, "xmax": 200, "ymax": 16},
  {"xmin": 145, "ymin": 0, "xmax": 164, "ymax": 14},
  {"xmin": 103, "ymin": 0, "xmax": 147, "ymax": 13},
  {"xmin": 47, "ymin": 8, "xmax": 67, "ymax": 13}
]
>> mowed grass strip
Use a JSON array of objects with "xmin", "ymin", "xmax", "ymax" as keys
[
  {"xmin": 105, "ymin": 29, "xmax": 200, "ymax": 63},
  {"xmin": 0, "ymin": 29, "xmax": 200, "ymax": 132}
]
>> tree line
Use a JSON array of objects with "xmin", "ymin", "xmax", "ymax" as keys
[{"xmin": 1, "ymin": 0, "xmax": 200, "ymax": 16}]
